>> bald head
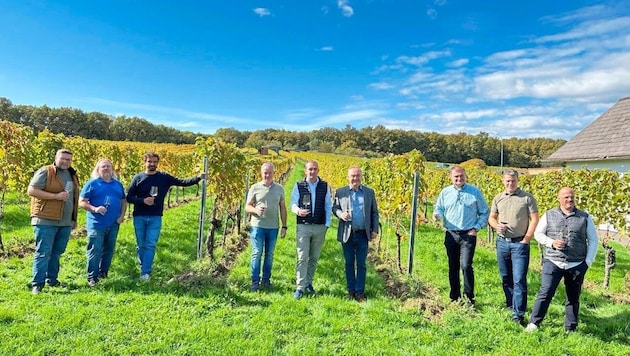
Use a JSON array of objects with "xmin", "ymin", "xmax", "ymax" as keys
[{"xmin": 557, "ymin": 187, "xmax": 575, "ymax": 213}]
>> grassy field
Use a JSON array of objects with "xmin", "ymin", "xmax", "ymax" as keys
[{"xmin": 1, "ymin": 166, "xmax": 629, "ymax": 355}]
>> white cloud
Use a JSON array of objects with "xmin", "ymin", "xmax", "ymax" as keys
[
  {"xmin": 447, "ymin": 58, "xmax": 469, "ymax": 67},
  {"xmin": 338, "ymin": 0, "xmax": 354, "ymax": 17},
  {"xmin": 368, "ymin": 82, "xmax": 394, "ymax": 90},
  {"xmin": 319, "ymin": 46, "xmax": 334, "ymax": 51},
  {"xmin": 396, "ymin": 50, "xmax": 451, "ymax": 66},
  {"xmin": 426, "ymin": 9, "xmax": 437, "ymax": 19},
  {"xmin": 253, "ymin": 8, "xmax": 271, "ymax": 17}
]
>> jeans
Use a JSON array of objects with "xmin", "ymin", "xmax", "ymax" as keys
[
  {"xmin": 444, "ymin": 230, "xmax": 477, "ymax": 303},
  {"xmin": 529, "ymin": 259, "xmax": 589, "ymax": 331},
  {"xmin": 295, "ymin": 224, "xmax": 327, "ymax": 290},
  {"xmin": 86, "ymin": 223, "xmax": 120, "ymax": 281},
  {"xmin": 133, "ymin": 216, "xmax": 162, "ymax": 275},
  {"xmin": 250, "ymin": 227, "xmax": 279, "ymax": 283},
  {"xmin": 342, "ymin": 230, "xmax": 369, "ymax": 295},
  {"xmin": 497, "ymin": 238, "xmax": 530, "ymax": 319},
  {"xmin": 31, "ymin": 225, "xmax": 72, "ymax": 287}
]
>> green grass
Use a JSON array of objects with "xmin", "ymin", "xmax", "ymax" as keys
[{"xmin": 1, "ymin": 170, "xmax": 630, "ymax": 355}]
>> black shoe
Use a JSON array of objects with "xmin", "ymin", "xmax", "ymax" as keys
[
  {"xmin": 250, "ymin": 281, "xmax": 260, "ymax": 292},
  {"xmin": 47, "ymin": 280, "xmax": 62, "ymax": 287},
  {"xmin": 261, "ymin": 280, "xmax": 272, "ymax": 290},
  {"xmin": 32, "ymin": 286, "xmax": 43, "ymax": 295},
  {"xmin": 98, "ymin": 271, "xmax": 108, "ymax": 279},
  {"xmin": 305, "ymin": 284, "xmax": 316, "ymax": 294},
  {"xmin": 512, "ymin": 317, "xmax": 525, "ymax": 326},
  {"xmin": 347, "ymin": 292, "xmax": 355, "ymax": 300},
  {"xmin": 354, "ymin": 293, "xmax": 367, "ymax": 303}
]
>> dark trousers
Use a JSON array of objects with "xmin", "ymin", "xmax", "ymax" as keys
[
  {"xmin": 444, "ymin": 230, "xmax": 477, "ymax": 303},
  {"xmin": 529, "ymin": 259, "xmax": 589, "ymax": 331},
  {"xmin": 342, "ymin": 230, "xmax": 369, "ymax": 295}
]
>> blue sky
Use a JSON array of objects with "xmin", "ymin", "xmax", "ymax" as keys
[{"xmin": 1, "ymin": 1, "xmax": 629, "ymax": 140}]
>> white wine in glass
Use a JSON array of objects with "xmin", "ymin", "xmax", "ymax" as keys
[
  {"xmin": 104, "ymin": 196, "xmax": 111, "ymax": 208},
  {"xmin": 64, "ymin": 181, "xmax": 73, "ymax": 192},
  {"xmin": 150, "ymin": 186, "xmax": 158, "ymax": 197}
]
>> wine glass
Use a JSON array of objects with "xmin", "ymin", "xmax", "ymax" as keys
[
  {"xmin": 104, "ymin": 196, "xmax": 111, "ymax": 208},
  {"xmin": 259, "ymin": 201, "xmax": 267, "ymax": 218},
  {"xmin": 64, "ymin": 181, "xmax": 73, "ymax": 193},
  {"xmin": 498, "ymin": 221, "xmax": 508, "ymax": 237},
  {"xmin": 150, "ymin": 186, "xmax": 158, "ymax": 197},
  {"xmin": 302, "ymin": 194, "xmax": 311, "ymax": 213}
]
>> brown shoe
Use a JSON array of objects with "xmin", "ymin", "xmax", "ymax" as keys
[{"xmin": 354, "ymin": 293, "xmax": 367, "ymax": 303}]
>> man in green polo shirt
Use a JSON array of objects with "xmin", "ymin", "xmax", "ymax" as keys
[
  {"xmin": 488, "ymin": 169, "xmax": 539, "ymax": 325},
  {"xmin": 244, "ymin": 162, "xmax": 287, "ymax": 292}
]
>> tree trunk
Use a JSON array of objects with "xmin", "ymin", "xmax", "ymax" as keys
[
  {"xmin": 603, "ymin": 241, "xmax": 616, "ymax": 289},
  {"xmin": 206, "ymin": 198, "xmax": 219, "ymax": 260},
  {"xmin": 396, "ymin": 230, "xmax": 403, "ymax": 274},
  {"xmin": 0, "ymin": 193, "xmax": 5, "ymax": 252}
]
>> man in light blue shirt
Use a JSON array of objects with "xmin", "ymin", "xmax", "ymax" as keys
[{"xmin": 433, "ymin": 165, "xmax": 489, "ymax": 305}]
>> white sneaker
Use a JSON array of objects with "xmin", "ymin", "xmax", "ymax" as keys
[
  {"xmin": 140, "ymin": 274, "xmax": 150, "ymax": 281},
  {"xmin": 524, "ymin": 323, "xmax": 539, "ymax": 332}
]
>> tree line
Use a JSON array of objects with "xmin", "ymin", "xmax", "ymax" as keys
[{"xmin": 0, "ymin": 97, "xmax": 565, "ymax": 168}]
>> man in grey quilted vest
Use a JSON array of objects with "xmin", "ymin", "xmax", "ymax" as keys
[{"xmin": 524, "ymin": 187, "xmax": 598, "ymax": 333}]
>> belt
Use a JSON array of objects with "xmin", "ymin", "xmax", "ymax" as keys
[
  {"xmin": 499, "ymin": 235, "xmax": 525, "ymax": 243},
  {"xmin": 450, "ymin": 229, "xmax": 473, "ymax": 234}
]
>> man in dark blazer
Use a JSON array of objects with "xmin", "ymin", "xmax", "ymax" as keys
[{"xmin": 333, "ymin": 166, "xmax": 379, "ymax": 302}]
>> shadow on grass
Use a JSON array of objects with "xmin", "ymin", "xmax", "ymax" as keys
[{"xmin": 581, "ymin": 304, "xmax": 630, "ymax": 345}]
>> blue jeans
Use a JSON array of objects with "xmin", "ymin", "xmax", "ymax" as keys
[
  {"xmin": 342, "ymin": 230, "xmax": 369, "ymax": 295},
  {"xmin": 497, "ymin": 238, "xmax": 530, "ymax": 319},
  {"xmin": 444, "ymin": 230, "xmax": 477, "ymax": 303},
  {"xmin": 529, "ymin": 259, "xmax": 589, "ymax": 331},
  {"xmin": 133, "ymin": 216, "xmax": 162, "ymax": 275},
  {"xmin": 86, "ymin": 223, "xmax": 120, "ymax": 281},
  {"xmin": 31, "ymin": 225, "xmax": 72, "ymax": 287},
  {"xmin": 250, "ymin": 227, "xmax": 279, "ymax": 283}
]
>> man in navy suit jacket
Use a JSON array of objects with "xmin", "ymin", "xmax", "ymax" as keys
[{"xmin": 333, "ymin": 166, "xmax": 379, "ymax": 302}]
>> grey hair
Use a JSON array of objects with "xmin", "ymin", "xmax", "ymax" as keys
[
  {"xmin": 261, "ymin": 162, "xmax": 275, "ymax": 171},
  {"xmin": 503, "ymin": 169, "xmax": 519, "ymax": 179},
  {"xmin": 91, "ymin": 158, "xmax": 119, "ymax": 180}
]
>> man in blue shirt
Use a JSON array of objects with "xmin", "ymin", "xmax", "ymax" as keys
[
  {"xmin": 333, "ymin": 166, "xmax": 379, "ymax": 302},
  {"xmin": 79, "ymin": 158, "xmax": 127, "ymax": 287},
  {"xmin": 433, "ymin": 165, "xmax": 489, "ymax": 305}
]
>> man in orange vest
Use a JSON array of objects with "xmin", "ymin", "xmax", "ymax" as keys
[{"xmin": 28, "ymin": 149, "xmax": 79, "ymax": 295}]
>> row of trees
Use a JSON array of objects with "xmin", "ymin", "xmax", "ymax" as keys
[
  {"xmin": 218, "ymin": 126, "xmax": 565, "ymax": 168},
  {"xmin": 0, "ymin": 97, "xmax": 198, "ymax": 144},
  {"xmin": 1, "ymin": 97, "xmax": 566, "ymax": 167}
]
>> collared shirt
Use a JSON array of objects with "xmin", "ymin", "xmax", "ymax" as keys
[
  {"xmin": 534, "ymin": 210, "xmax": 598, "ymax": 269},
  {"xmin": 491, "ymin": 188, "xmax": 538, "ymax": 237},
  {"xmin": 434, "ymin": 183, "xmax": 489, "ymax": 232},
  {"xmin": 290, "ymin": 178, "xmax": 332, "ymax": 227},
  {"xmin": 350, "ymin": 186, "xmax": 365, "ymax": 230},
  {"xmin": 247, "ymin": 181, "xmax": 285, "ymax": 229}
]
